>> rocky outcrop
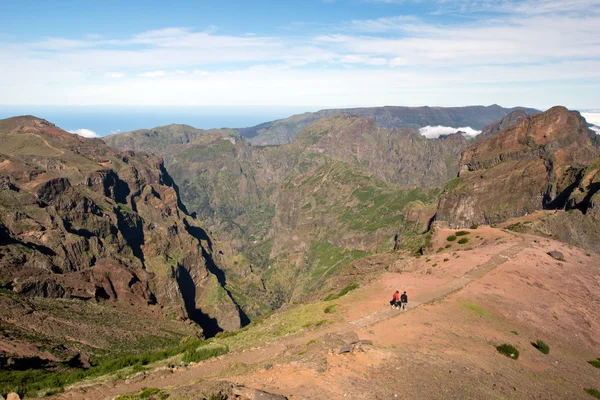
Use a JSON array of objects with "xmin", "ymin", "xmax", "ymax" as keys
[
  {"xmin": 0, "ymin": 116, "xmax": 243, "ymax": 354},
  {"xmin": 436, "ymin": 107, "xmax": 600, "ymax": 228},
  {"xmin": 478, "ymin": 110, "xmax": 530, "ymax": 140}
]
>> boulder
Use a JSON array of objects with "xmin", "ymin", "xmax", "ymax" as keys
[
  {"xmin": 547, "ymin": 251, "xmax": 565, "ymax": 261},
  {"xmin": 6, "ymin": 393, "xmax": 21, "ymax": 400}
]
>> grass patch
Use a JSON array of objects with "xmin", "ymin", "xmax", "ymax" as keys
[
  {"xmin": 457, "ymin": 238, "xmax": 469, "ymax": 244},
  {"xmin": 585, "ymin": 389, "xmax": 600, "ymax": 399},
  {"xmin": 447, "ymin": 235, "xmax": 457, "ymax": 242},
  {"xmin": 496, "ymin": 344, "xmax": 519, "ymax": 360},
  {"xmin": 0, "ymin": 336, "xmax": 207, "ymax": 396},
  {"xmin": 324, "ymin": 304, "xmax": 337, "ymax": 314},
  {"xmin": 532, "ymin": 340, "xmax": 550, "ymax": 354},
  {"xmin": 455, "ymin": 231, "xmax": 470, "ymax": 236},
  {"xmin": 510, "ymin": 330, "xmax": 519, "ymax": 336},
  {"xmin": 182, "ymin": 344, "xmax": 229, "ymax": 364},
  {"xmin": 324, "ymin": 283, "xmax": 359, "ymax": 301},
  {"xmin": 116, "ymin": 387, "xmax": 169, "ymax": 400},
  {"xmin": 588, "ymin": 358, "xmax": 600, "ymax": 368},
  {"xmin": 463, "ymin": 302, "xmax": 493, "ymax": 317}
]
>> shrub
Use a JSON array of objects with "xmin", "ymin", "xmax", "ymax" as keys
[
  {"xmin": 532, "ymin": 340, "xmax": 550, "ymax": 354},
  {"xmin": 510, "ymin": 330, "xmax": 519, "ymax": 336},
  {"xmin": 447, "ymin": 235, "xmax": 457, "ymax": 242},
  {"xmin": 585, "ymin": 388, "xmax": 600, "ymax": 399},
  {"xmin": 324, "ymin": 283, "xmax": 359, "ymax": 301},
  {"xmin": 182, "ymin": 344, "xmax": 229, "ymax": 364},
  {"xmin": 443, "ymin": 258, "xmax": 449, "ymax": 262},
  {"xmin": 458, "ymin": 238, "xmax": 469, "ymax": 244},
  {"xmin": 470, "ymin": 224, "xmax": 479, "ymax": 229},
  {"xmin": 589, "ymin": 358, "xmax": 600, "ymax": 368},
  {"xmin": 324, "ymin": 304, "xmax": 337, "ymax": 314},
  {"xmin": 496, "ymin": 344, "xmax": 519, "ymax": 360},
  {"xmin": 445, "ymin": 244, "xmax": 452, "ymax": 248},
  {"xmin": 455, "ymin": 231, "xmax": 470, "ymax": 236}
]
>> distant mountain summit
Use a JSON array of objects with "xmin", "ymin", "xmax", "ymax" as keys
[
  {"xmin": 237, "ymin": 105, "xmax": 540, "ymax": 146},
  {"xmin": 436, "ymin": 106, "xmax": 600, "ymax": 231}
]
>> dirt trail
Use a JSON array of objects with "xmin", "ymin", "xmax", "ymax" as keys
[
  {"xmin": 349, "ymin": 234, "xmax": 533, "ymax": 329},
  {"xmin": 55, "ymin": 234, "xmax": 534, "ymax": 400}
]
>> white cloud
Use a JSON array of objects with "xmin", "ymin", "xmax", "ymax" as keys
[
  {"xmin": 68, "ymin": 128, "xmax": 99, "ymax": 138},
  {"xmin": 1, "ymin": 1, "xmax": 600, "ymax": 108},
  {"xmin": 419, "ymin": 125, "xmax": 482, "ymax": 138},
  {"xmin": 582, "ymin": 113, "xmax": 600, "ymax": 134},
  {"xmin": 582, "ymin": 112, "xmax": 600, "ymax": 126},
  {"xmin": 139, "ymin": 70, "xmax": 167, "ymax": 77},
  {"xmin": 105, "ymin": 72, "xmax": 125, "ymax": 78}
]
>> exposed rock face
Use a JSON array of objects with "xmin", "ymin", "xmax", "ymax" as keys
[
  {"xmin": 478, "ymin": 110, "xmax": 530, "ymax": 140},
  {"xmin": 436, "ymin": 107, "xmax": 600, "ymax": 228},
  {"xmin": 236, "ymin": 104, "xmax": 540, "ymax": 146},
  {"xmin": 0, "ymin": 116, "xmax": 242, "ymax": 348}
]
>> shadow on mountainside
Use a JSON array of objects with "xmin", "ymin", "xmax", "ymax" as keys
[
  {"xmin": 176, "ymin": 265, "xmax": 223, "ymax": 338},
  {"xmin": 184, "ymin": 221, "xmax": 251, "ymax": 328}
]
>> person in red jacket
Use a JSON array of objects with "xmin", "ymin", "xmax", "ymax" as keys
[{"xmin": 390, "ymin": 290, "xmax": 400, "ymax": 309}]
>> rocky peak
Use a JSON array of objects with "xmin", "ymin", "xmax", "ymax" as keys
[{"xmin": 436, "ymin": 106, "xmax": 600, "ymax": 227}]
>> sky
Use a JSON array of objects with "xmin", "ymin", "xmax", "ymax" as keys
[{"xmin": 1, "ymin": 0, "xmax": 599, "ymax": 110}]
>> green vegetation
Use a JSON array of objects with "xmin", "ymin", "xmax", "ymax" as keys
[
  {"xmin": 532, "ymin": 340, "xmax": 550, "ymax": 354},
  {"xmin": 182, "ymin": 344, "xmax": 229, "ymax": 364},
  {"xmin": 585, "ymin": 389, "xmax": 600, "ymax": 399},
  {"xmin": 588, "ymin": 358, "xmax": 600, "ymax": 368},
  {"xmin": 116, "ymin": 387, "xmax": 169, "ymax": 400},
  {"xmin": 447, "ymin": 235, "xmax": 457, "ymax": 241},
  {"xmin": 324, "ymin": 283, "xmax": 359, "ymax": 301},
  {"xmin": 470, "ymin": 224, "xmax": 479, "ymax": 229},
  {"xmin": 443, "ymin": 258, "xmax": 449, "ymax": 262},
  {"xmin": 510, "ymin": 330, "xmax": 519, "ymax": 336},
  {"xmin": 0, "ymin": 336, "xmax": 209, "ymax": 396},
  {"xmin": 496, "ymin": 344, "xmax": 519, "ymax": 360},
  {"xmin": 324, "ymin": 304, "xmax": 338, "ymax": 314},
  {"xmin": 463, "ymin": 302, "xmax": 493, "ymax": 318},
  {"xmin": 455, "ymin": 231, "xmax": 470, "ymax": 236},
  {"xmin": 445, "ymin": 177, "xmax": 461, "ymax": 191},
  {"xmin": 458, "ymin": 238, "xmax": 469, "ymax": 244}
]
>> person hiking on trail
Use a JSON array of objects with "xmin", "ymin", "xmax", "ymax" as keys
[
  {"xmin": 391, "ymin": 290, "xmax": 400, "ymax": 309},
  {"xmin": 400, "ymin": 291, "xmax": 408, "ymax": 310}
]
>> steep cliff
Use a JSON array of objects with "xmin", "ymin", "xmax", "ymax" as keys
[
  {"xmin": 436, "ymin": 107, "xmax": 600, "ymax": 228},
  {"xmin": 0, "ymin": 116, "xmax": 243, "ymax": 363}
]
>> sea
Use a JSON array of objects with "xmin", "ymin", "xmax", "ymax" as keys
[{"xmin": 0, "ymin": 106, "xmax": 322, "ymax": 137}]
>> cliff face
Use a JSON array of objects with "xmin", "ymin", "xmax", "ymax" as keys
[
  {"xmin": 436, "ymin": 107, "xmax": 600, "ymax": 228},
  {"xmin": 0, "ymin": 116, "xmax": 242, "ymax": 342}
]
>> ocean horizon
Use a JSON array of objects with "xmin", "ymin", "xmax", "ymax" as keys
[{"xmin": 0, "ymin": 106, "xmax": 323, "ymax": 137}]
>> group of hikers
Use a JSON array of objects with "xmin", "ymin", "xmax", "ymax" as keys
[{"xmin": 390, "ymin": 290, "xmax": 408, "ymax": 310}]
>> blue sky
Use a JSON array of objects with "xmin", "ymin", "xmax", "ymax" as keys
[{"xmin": 1, "ymin": 0, "xmax": 599, "ymax": 109}]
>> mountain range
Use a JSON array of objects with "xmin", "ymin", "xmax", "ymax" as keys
[
  {"xmin": 236, "ymin": 104, "xmax": 540, "ymax": 146},
  {"xmin": 1, "ymin": 105, "xmax": 600, "ymax": 398}
]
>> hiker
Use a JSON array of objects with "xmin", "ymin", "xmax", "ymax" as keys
[
  {"xmin": 400, "ymin": 291, "xmax": 408, "ymax": 310},
  {"xmin": 390, "ymin": 290, "xmax": 400, "ymax": 309}
]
